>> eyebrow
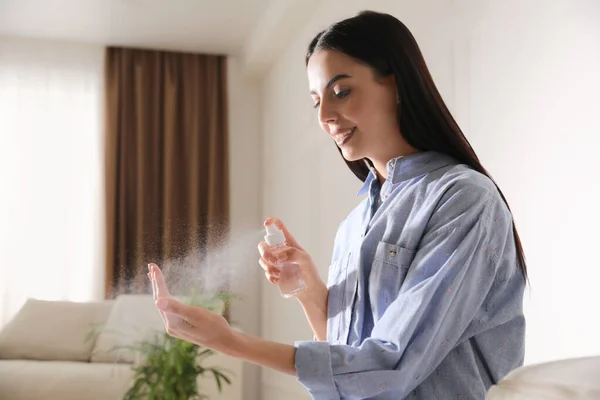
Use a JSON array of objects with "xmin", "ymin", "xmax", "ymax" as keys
[{"xmin": 310, "ymin": 74, "xmax": 352, "ymax": 95}]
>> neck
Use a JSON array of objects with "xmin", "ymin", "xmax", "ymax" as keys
[
  {"xmin": 369, "ymin": 147, "xmax": 420, "ymax": 184},
  {"xmin": 371, "ymin": 162, "xmax": 386, "ymax": 185}
]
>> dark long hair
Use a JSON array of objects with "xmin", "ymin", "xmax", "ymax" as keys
[{"xmin": 306, "ymin": 10, "xmax": 527, "ymax": 280}]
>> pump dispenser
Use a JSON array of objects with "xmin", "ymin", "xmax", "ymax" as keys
[{"xmin": 264, "ymin": 224, "xmax": 305, "ymax": 298}]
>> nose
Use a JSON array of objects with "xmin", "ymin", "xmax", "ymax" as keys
[{"xmin": 318, "ymin": 99, "xmax": 338, "ymax": 125}]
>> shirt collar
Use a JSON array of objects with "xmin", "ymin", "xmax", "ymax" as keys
[
  {"xmin": 388, "ymin": 151, "xmax": 457, "ymax": 184},
  {"xmin": 356, "ymin": 151, "xmax": 457, "ymax": 196},
  {"xmin": 357, "ymin": 167, "xmax": 377, "ymax": 197}
]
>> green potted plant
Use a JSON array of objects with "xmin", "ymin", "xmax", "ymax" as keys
[{"xmin": 123, "ymin": 331, "xmax": 231, "ymax": 400}]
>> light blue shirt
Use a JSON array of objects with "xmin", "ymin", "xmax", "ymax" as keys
[{"xmin": 294, "ymin": 151, "xmax": 526, "ymax": 399}]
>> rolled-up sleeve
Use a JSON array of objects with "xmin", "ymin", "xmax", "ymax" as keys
[
  {"xmin": 295, "ymin": 340, "xmax": 339, "ymax": 399},
  {"xmin": 294, "ymin": 185, "xmax": 516, "ymax": 399}
]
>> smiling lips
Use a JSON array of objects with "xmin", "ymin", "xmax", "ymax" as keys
[{"xmin": 332, "ymin": 126, "xmax": 357, "ymax": 145}]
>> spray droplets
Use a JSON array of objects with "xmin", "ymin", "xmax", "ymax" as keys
[{"xmin": 114, "ymin": 227, "xmax": 265, "ymax": 300}]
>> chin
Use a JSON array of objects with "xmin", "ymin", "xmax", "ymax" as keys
[{"xmin": 340, "ymin": 147, "xmax": 364, "ymax": 162}]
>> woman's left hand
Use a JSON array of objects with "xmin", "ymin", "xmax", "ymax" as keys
[{"xmin": 148, "ymin": 263, "xmax": 233, "ymax": 350}]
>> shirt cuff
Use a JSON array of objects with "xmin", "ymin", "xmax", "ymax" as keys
[{"xmin": 295, "ymin": 340, "xmax": 340, "ymax": 399}]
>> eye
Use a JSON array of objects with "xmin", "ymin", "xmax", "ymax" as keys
[
  {"xmin": 334, "ymin": 89, "xmax": 351, "ymax": 99},
  {"xmin": 312, "ymin": 89, "xmax": 350, "ymax": 109}
]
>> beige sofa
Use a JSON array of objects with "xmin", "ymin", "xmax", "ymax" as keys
[
  {"xmin": 0, "ymin": 295, "xmax": 243, "ymax": 400},
  {"xmin": 486, "ymin": 355, "xmax": 600, "ymax": 400}
]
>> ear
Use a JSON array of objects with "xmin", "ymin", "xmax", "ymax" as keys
[
  {"xmin": 376, "ymin": 73, "xmax": 399, "ymax": 103},
  {"xmin": 389, "ymin": 76, "xmax": 399, "ymax": 104},
  {"xmin": 378, "ymin": 72, "xmax": 396, "ymax": 85},
  {"xmin": 387, "ymin": 76, "xmax": 400, "ymax": 105}
]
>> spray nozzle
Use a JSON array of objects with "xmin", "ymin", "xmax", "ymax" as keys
[{"xmin": 264, "ymin": 224, "xmax": 285, "ymax": 246}]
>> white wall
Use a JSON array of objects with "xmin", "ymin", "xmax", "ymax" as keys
[
  {"xmin": 259, "ymin": 0, "xmax": 600, "ymax": 397},
  {"xmin": 226, "ymin": 56, "xmax": 263, "ymax": 400},
  {"xmin": 454, "ymin": 0, "xmax": 600, "ymax": 366}
]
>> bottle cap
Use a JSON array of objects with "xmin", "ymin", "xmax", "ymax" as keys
[{"xmin": 264, "ymin": 224, "xmax": 285, "ymax": 246}]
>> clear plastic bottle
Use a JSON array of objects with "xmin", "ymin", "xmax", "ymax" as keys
[{"xmin": 264, "ymin": 224, "xmax": 305, "ymax": 298}]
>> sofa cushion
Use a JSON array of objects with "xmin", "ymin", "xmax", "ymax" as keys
[
  {"xmin": 0, "ymin": 299, "xmax": 113, "ymax": 362},
  {"xmin": 90, "ymin": 294, "xmax": 165, "ymax": 363},
  {"xmin": 486, "ymin": 355, "xmax": 600, "ymax": 399},
  {"xmin": 0, "ymin": 359, "xmax": 132, "ymax": 400}
]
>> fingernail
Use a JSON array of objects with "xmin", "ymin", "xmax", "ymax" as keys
[
  {"xmin": 156, "ymin": 298, "xmax": 170, "ymax": 311},
  {"xmin": 147, "ymin": 264, "xmax": 151, "ymax": 271},
  {"xmin": 277, "ymin": 253, "xmax": 287, "ymax": 261}
]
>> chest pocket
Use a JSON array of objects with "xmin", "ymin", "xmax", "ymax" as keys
[{"xmin": 368, "ymin": 241, "xmax": 415, "ymax": 320}]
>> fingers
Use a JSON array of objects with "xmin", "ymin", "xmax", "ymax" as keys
[
  {"xmin": 149, "ymin": 265, "xmax": 160, "ymax": 302},
  {"xmin": 150, "ymin": 264, "xmax": 171, "ymax": 298},
  {"xmin": 265, "ymin": 270, "xmax": 279, "ymax": 285},
  {"xmin": 271, "ymin": 245, "xmax": 296, "ymax": 261},
  {"xmin": 258, "ymin": 245, "xmax": 304, "ymax": 286},
  {"xmin": 259, "ymin": 257, "xmax": 280, "ymax": 284},
  {"xmin": 259, "ymin": 257, "xmax": 280, "ymax": 275},
  {"xmin": 257, "ymin": 241, "xmax": 277, "ymax": 265},
  {"xmin": 258, "ymin": 241, "xmax": 297, "ymax": 262},
  {"xmin": 264, "ymin": 217, "xmax": 304, "ymax": 251},
  {"xmin": 148, "ymin": 264, "xmax": 169, "ymax": 327},
  {"xmin": 270, "ymin": 246, "xmax": 302, "ymax": 266},
  {"xmin": 149, "ymin": 267, "xmax": 158, "ymax": 301}
]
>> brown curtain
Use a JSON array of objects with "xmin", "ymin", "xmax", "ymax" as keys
[{"xmin": 104, "ymin": 47, "xmax": 229, "ymax": 300}]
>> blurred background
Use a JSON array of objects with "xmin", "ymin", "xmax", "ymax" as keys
[{"xmin": 0, "ymin": 0, "xmax": 599, "ymax": 399}]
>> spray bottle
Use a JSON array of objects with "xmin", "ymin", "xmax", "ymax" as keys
[{"xmin": 264, "ymin": 224, "xmax": 305, "ymax": 298}]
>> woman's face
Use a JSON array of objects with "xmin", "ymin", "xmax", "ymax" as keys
[{"xmin": 307, "ymin": 49, "xmax": 405, "ymax": 167}]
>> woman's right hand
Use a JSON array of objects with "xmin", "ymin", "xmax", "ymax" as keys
[
  {"xmin": 257, "ymin": 218, "xmax": 326, "ymax": 303},
  {"xmin": 258, "ymin": 218, "xmax": 329, "ymax": 340}
]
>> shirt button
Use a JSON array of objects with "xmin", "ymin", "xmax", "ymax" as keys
[{"xmin": 389, "ymin": 159, "xmax": 396, "ymax": 168}]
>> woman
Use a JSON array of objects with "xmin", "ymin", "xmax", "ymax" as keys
[{"xmin": 149, "ymin": 10, "xmax": 526, "ymax": 399}]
